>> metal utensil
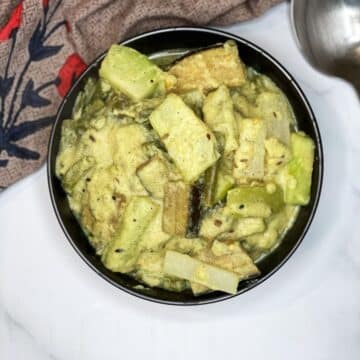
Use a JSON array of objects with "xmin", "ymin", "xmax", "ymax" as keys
[{"xmin": 291, "ymin": 0, "xmax": 360, "ymax": 95}]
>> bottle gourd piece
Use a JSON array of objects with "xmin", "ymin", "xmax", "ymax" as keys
[
  {"xmin": 102, "ymin": 196, "xmax": 159, "ymax": 273},
  {"xmin": 99, "ymin": 45, "xmax": 164, "ymax": 101},
  {"xmin": 279, "ymin": 132, "xmax": 315, "ymax": 205}
]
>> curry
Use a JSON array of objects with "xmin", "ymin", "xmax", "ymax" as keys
[{"xmin": 56, "ymin": 41, "xmax": 315, "ymax": 295}]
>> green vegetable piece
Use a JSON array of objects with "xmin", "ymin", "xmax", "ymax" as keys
[
  {"xmin": 226, "ymin": 184, "xmax": 284, "ymax": 218},
  {"xmin": 150, "ymin": 94, "xmax": 219, "ymax": 183},
  {"xmin": 280, "ymin": 132, "xmax": 315, "ymax": 205},
  {"xmin": 163, "ymin": 250, "xmax": 240, "ymax": 295},
  {"xmin": 102, "ymin": 196, "xmax": 159, "ymax": 273},
  {"xmin": 99, "ymin": 45, "xmax": 163, "ymax": 101},
  {"xmin": 203, "ymin": 85, "xmax": 239, "ymax": 154},
  {"xmin": 213, "ymin": 156, "xmax": 235, "ymax": 204},
  {"xmin": 203, "ymin": 155, "xmax": 235, "ymax": 207}
]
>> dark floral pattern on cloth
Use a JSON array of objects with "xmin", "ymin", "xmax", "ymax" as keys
[{"xmin": 0, "ymin": 0, "xmax": 87, "ymax": 169}]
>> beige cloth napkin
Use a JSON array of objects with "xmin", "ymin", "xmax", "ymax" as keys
[{"xmin": 0, "ymin": 0, "xmax": 282, "ymax": 190}]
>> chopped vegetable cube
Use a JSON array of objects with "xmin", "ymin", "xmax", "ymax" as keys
[
  {"xmin": 99, "ymin": 45, "xmax": 164, "ymax": 101},
  {"xmin": 150, "ymin": 94, "xmax": 219, "ymax": 183},
  {"xmin": 279, "ymin": 132, "xmax": 315, "ymax": 205},
  {"xmin": 102, "ymin": 196, "xmax": 159, "ymax": 273}
]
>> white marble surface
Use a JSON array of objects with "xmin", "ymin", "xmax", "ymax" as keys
[{"xmin": 1, "ymin": 3, "xmax": 359, "ymax": 359}]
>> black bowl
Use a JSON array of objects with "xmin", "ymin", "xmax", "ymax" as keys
[{"xmin": 48, "ymin": 27, "xmax": 323, "ymax": 305}]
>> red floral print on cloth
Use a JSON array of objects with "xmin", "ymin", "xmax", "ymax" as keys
[
  {"xmin": 0, "ymin": 2, "xmax": 23, "ymax": 41},
  {"xmin": 56, "ymin": 53, "xmax": 87, "ymax": 97}
]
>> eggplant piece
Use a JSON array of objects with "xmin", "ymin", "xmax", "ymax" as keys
[{"xmin": 163, "ymin": 181, "xmax": 190, "ymax": 236}]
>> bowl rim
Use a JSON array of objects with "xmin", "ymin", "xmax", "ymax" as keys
[{"xmin": 47, "ymin": 26, "xmax": 324, "ymax": 306}]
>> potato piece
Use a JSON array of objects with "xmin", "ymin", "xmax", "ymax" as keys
[
  {"xmin": 168, "ymin": 41, "xmax": 246, "ymax": 94},
  {"xmin": 203, "ymin": 85, "xmax": 239, "ymax": 154},
  {"xmin": 150, "ymin": 94, "xmax": 219, "ymax": 183},
  {"xmin": 164, "ymin": 250, "xmax": 240, "ymax": 295},
  {"xmin": 163, "ymin": 181, "xmax": 190, "ymax": 236},
  {"xmin": 102, "ymin": 196, "xmax": 159, "ymax": 273},
  {"xmin": 234, "ymin": 118, "xmax": 266, "ymax": 182},
  {"xmin": 136, "ymin": 156, "xmax": 169, "ymax": 199}
]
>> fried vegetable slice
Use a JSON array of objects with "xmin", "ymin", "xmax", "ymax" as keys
[
  {"xmin": 150, "ymin": 94, "xmax": 219, "ymax": 183},
  {"xmin": 168, "ymin": 41, "xmax": 246, "ymax": 94},
  {"xmin": 233, "ymin": 118, "xmax": 266, "ymax": 182},
  {"xmin": 164, "ymin": 250, "xmax": 240, "ymax": 295},
  {"xmin": 163, "ymin": 181, "xmax": 190, "ymax": 236},
  {"xmin": 102, "ymin": 196, "xmax": 159, "ymax": 273}
]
